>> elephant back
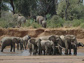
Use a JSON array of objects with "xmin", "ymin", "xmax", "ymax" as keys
[
  {"xmin": 36, "ymin": 16, "xmax": 44, "ymax": 24},
  {"xmin": 39, "ymin": 36, "xmax": 50, "ymax": 40},
  {"xmin": 18, "ymin": 16, "xmax": 26, "ymax": 23}
]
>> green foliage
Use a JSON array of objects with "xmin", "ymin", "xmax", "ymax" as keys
[
  {"xmin": 47, "ymin": 15, "xmax": 64, "ymax": 28},
  {"xmin": 46, "ymin": 14, "xmax": 51, "ymax": 19},
  {"xmin": 80, "ymin": 23, "xmax": 84, "ymax": 28},
  {"xmin": 0, "ymin": 18, "xmax": 8, "ymax": 28},
  {"xmin": 57, "ymin": 0, "xmax": 84, "ymax": 20},
  {"xmin": 72, "ymin": 19, "xmax": 84, "ymax": 27},
  {"xmin": 22, "ymin": 19, "xmax": 41, "ymax": 28}
]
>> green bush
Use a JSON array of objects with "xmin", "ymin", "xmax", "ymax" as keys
[
  {"xmin": 80, "ymin": 23, "xmax": 84, "ymax": 28},
  {"xmin": 47, "ymin": 15, "xmax": 64, "ymax": 28},
  {"xmin": 22, "ymin": 19, "xmax": 41, "ymax": 28},
  {"xmin": 72, "ymin": 19, "xmax": 84, "ymax": 27}
]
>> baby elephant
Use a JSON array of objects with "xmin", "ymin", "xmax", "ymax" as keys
[
  {"xmin": 1, "ymin": 37, "xmax": 21, "ymax": 52},
  {"xmin": 42, "ymin": 20, "xmax": 47, "ymax": 28}
]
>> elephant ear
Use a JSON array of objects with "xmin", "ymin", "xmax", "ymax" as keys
[
  {"xmin": 49, "ymin": 35, "xmax": 56, "ymax": 43},
  {"xmin": 13, "ymin": 38, "xmax": 18, "ymax": 43},
  {"xmin": 30, "ymin": 39, "xmax": 36, "ymax": 45}
]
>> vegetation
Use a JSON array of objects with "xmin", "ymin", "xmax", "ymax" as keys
[{"xmin": 0, "ymin": 0, "xmax": 84, "ymax": 28}]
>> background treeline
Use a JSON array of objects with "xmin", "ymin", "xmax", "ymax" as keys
[{"xmin": 0, "ymin": 0, "xmax": 84, "ymax": 28}]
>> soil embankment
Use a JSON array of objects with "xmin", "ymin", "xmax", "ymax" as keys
[{"xmin": 0, "ymin": 27, "xmax": 84, "ymax": 39}]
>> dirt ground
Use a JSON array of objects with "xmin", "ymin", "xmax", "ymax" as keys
[
  {"xmin": 0, "ymin": 55, "xmax": 84, "ymax": 63},
  {"xmin": 0, "ymin": 27, "xmax": 84, "ymax": 63}
]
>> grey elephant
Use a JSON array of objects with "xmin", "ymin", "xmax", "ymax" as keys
[
  {"xmin": 16, "ymin": 37, "xmax": 24, "ymax": 50},
  {"xmin": 36, "ymin": 16, "xmax": 44, "ymax": 24},
  {"xmin": 42, "ymin": 20, "xmax": 47, "ymax": 28},
  {"xmin": 22, "ymin": 35, "xmax": 31, "ymax": 50},
  {"xmin": 28, "ymin": 38, "xmax": 40, "ymax": 55},
  {"xmin": 38, "ymin": 39, "xmax": 54, "ymax": 55},
  {"xmin": 1, "ymin": 37, "xmax": 21, "ymax": 52},
  {"xmin": 17, "ymin": 16, "xmax": 26, "ymax": 27},
  {"xmin": 77, "ymin": 42, "xmax": 84, "ymax": 47},
  {"xmin": 49, "ymin": 35, "xmax": 62, "ymax": 55},
  {"xmin": 13, "ymin": 14, "xmax": 26, "ymax": 27},
  {"xmin": 39, "ymin": 36, "xmax": 50, "ymax": 40},
  {"xmin": 60, "ymin": 35, "xmax": 77, "ymax": 55}
]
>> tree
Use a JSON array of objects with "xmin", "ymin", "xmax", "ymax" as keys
[
  {"xmin": 0, "ymin": 0, "xmax": 2, "ymax": 18},
  {"xmin": 10, "ymin": 0, "xmax": 15, "ymax": 14},
  {"xmin": 15, "ymin": 0, "xmax": 37, "ymax": 17},
  {"xmin": 78, "ymin": 0, "xmax": 83, "ymax": 4},
  {"xmin": 65, "ymin": 0, "xmax": 70, "ymax": 20},
  {"xmin": 37, "ymin": 0, "xmax": 56, "ymax": 16},
  {"xmin": 57, "ymin": 0, "xmax": 84, "ymax": 20}
]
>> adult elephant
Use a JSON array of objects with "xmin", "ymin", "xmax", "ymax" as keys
[
  {"xmin": 38, "ymin": 39, "xmax": 54, "ymax": 55},
  {"xmin": 28, "ymin": 38, "xmax": 41, "ymax": 55},
  {"xmin": 49, "ymin": 35, "xmax": 62, "ymax": 55},
  {"xmin": 13, "ymin": 14, "xmax": 26, "ymax": 27},
  {"xmin": 22, "ymin": 35, "xmax": 31, "ymax": 50},
  {"xmin": 17, "ymin": 16, "xmax": 26, "ymax": 27},
  {"xmin": 36, "ymin": 16, "xmax": 44, "ymax": 25},
  {"xmin": 60, "ymin": 35, "xmax": 77, "ymax": 55},
  {"xmin": 1, "ymin": 37, "xmax": 22, "ymax": 52}
]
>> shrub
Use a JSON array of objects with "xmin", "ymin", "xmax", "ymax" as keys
[
  {"xmin": 72, "ymin": 19, "xmax": 84, "ymax": 27},
  {"xmin": 80, "ymin": 23, "xmax": 84, "ymax": 28},
  {"xmin": 47, "ymin": 15, "xmax": 64, "ymax": 28},
  {"xmin": 22, "ymin": 19, "xmax": 41, "ymax": 28}
]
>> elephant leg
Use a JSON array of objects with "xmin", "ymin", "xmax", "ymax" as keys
[
  {"xmin": 65, "ymin": 42, "xmax": 68, "ymax": 55},
  {"xmin": 45, "ymin": 46, "xmax": 48, "ymax": 55},
  {"xmin": 52, "ymin": 45, "xmax": 55, "ymax": 55},
  {"xmin": 69, "ymin": 43, "xmax": 71, "ymax": 55},
  {"xmin": 10, "ymin": 45, "xmax": 13, "ymax": 52},
  {"xmin": 20, "ymin": 43, "xmax": 23, "ymax": 50},
  {"xmin": 58, "ymin": 47, "xmax": 62, "ymax": 55},
  {"xmin": 43, "ymin": 50, "xmax": 45, "ymax": 55},
  {"xmin": 29, "ymin": 48, "xmax": 32, "ymax": 55},
  {"xmin": 17, "ymin": 43, "xmax": 19, "ymax": 50},
  {"xmin": 69, "ymin": 49, "xmax": 71, "ymax": 55},
  {"xmin": 1, "ymin": 46, "xmax": 6, "ymax": 52},
  {"xmin": 38, "ymin": 48, "xmax": 42, "ymax": 55},
  {"xmin": 74, "ymin": 48, "xmax": 77, "ymax": 55},
  {"xmin": 12, "ymin": 43, "xmax": 15, "ymax": 52},
  {"xmin": 24, "ymin": 42, "xmax": 27, "ymax": 50}
]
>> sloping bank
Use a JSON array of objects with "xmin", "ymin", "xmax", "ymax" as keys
[{"xmin": 0, "ymin": 28, "xmax": 84, "ymax": 39}]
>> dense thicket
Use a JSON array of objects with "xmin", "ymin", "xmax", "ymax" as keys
[{"xmin": 0, "ymin": 0, "xmax": 84, "ymax": 28}]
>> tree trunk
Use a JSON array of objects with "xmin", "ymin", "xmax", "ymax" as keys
[
  {"xmin": 78, "ymin": 0, "xmax": 83, "ymax": 3},
  {"xmin": 0, "ymin": 0, "xmax": 2, "ymax": 18},
  {"xmin": 65, "ymin": 0, "xmax": 69, "ymax": 20},
  {"xmin": 10, "ymin": 0, "xmax": 15, "ymax": 14},
  {"xmin": 46, "ymin": 0, "xmax": 56, "ymax": 16},
  {"xmin": 55, "ymin": 0, "xmax": 58, "ymax": 15}
]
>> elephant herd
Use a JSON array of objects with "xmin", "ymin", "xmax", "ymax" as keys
[
  {"xmin": 0, "ymin": 35, "xmax": 84, "ymax": 56},
  {"xmin": 13, "ymin": 14, "xmax": 46, "ymax": 28}
]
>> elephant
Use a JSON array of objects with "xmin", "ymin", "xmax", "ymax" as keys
[
  {"xmin": 17, "ymin": 16, "xmax": 26, "ymax": 27},
  {"xmin": 38, "ymin": 39, "xmax": 54, "ymax": 55},
  {"xmin": 77, "ymin": 42, "xmax": 84, "ymax": 47},
  {"xmin": 49, "ymin": 35, "xmax": 62, "ymax": 55},
  {"xmin": 1, "ymin": 37, "xmax": 22, "ymax": 52},
  {"xmin": 60, "ymin": 35, "xmax": 77, "ymax": 55},
  {"xmin": 22, "ymin": 35, "xmax": 31, "ymax": 50},
  {"xmin": 16, "ymin": 37, "xmax": 24, "ymax": 50},
  {"xmin": 28, "ymin": 38, "xmax": 40, "ymax": 55},
  {"xmin": 42, "ymin": 20, "xmax": 47, "ymax": 28},
  {"xmin": 13, "ymin": 14, "xmax": 26, "ymax": 27},
  {"xmin": 36, "ymin": 16, "xmax": 44, "ymax": 25},
  {"xmin": 39, "ymin": 36, "xmax": 50, "ymax": 40}
]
